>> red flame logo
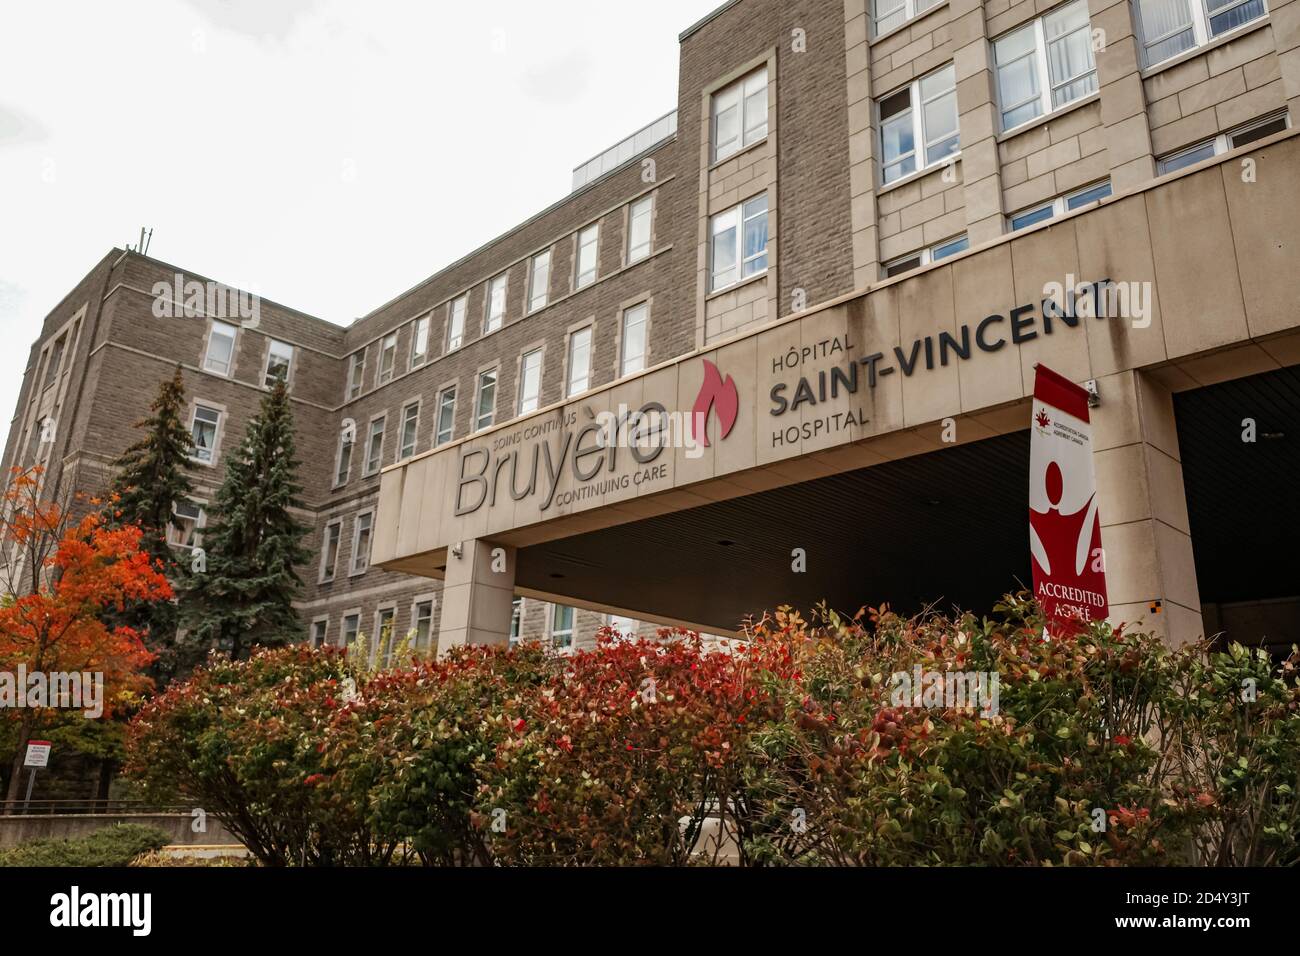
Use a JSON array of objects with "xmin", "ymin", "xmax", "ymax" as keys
[{"xmin": 692, "ymin": 359, "xmax": 739, "ymax": 447}]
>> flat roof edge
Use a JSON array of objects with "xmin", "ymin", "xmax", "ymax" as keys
[{"xmin": 679, "ymin": 0, "xmax": 745, "ymax": 41}]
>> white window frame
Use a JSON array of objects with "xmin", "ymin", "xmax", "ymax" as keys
[
  {"xmin": 363, "ymin": 414, "xmax": 386, "ymax": 476},
  {"xmin": 412, "ymin": 597, "xmax": 436, "ymax": 655},
  {"xmin": 1156, "ymin": 111, "xmax": 1291, "ymax": 173},
  {"xmin": 1008, "ymin": 180, "xmax": 1112, "ymax": 230},
  {"xmin": 333, "ymin": 423, "xmax": 354, "ymax": 488},
  {"xmin": 619, "ymin": 304, "xmax": 648, "ymax": 378},
  {"xmin": 709, "ymin": 194, "xmax": 769, "ymax": 292},
  {"xmin": 340, "ymin": 610, "xmax": 362, "ymax": 649},
  {"xmin": 349, "ymin": 511, "xmax": 374, "ymax": 576},
  {"xmin": 627, "ymin": 195, "xmax": 654, "ymax": 265},
  {"xmin": 189, "ymin": 404, "xmax": 222, "ymax": 465},
  {"xmin": 203, "ymin": 320, "xmax": 238, "ymax": 376},
  {"xmin": 167, "ymin": 499, "xmax": 206, "ymax": 552},
  {"xmin": 549, "ymin": 603, "xmax": 575, "ymax": 651},
  {"xmin": 485, "ymin": 274, "xmax": 508, "ymax": 333},
  {"xmin": 346, "ymin": 349, "xmax": 366, "ymax": 400},
  {"xmin": 711, "ymin": 66, "xmax": 769, "ymax": 163},
  {"xmin": 309, "ymin": 617, "xmax": 329, "ymax": 649},
  {"xmin": 872, "ymin": 0, "xmax": 944, "ymax": 35},
  {"xmin": 319, "ymin": 518, "xmax": 343, "ymax": 582},
  {"xmin": 528, "ymin": 250, "xmax": 551, "ymax": 313},
  {"xmin": 377, "ymin": 332, "xmax": 398, "ymax": 385},
  {"xmin": 517, "ymin": 348, "xmax": 544, "ymax": 415},
  {"xmin": 883, "ymin": 234, "xmax": 970, "ymax": 278},
  {"xmin": 435, "ymin": 386, "xmax": 457, "ymax": 446},
  {"xmin": 410, "ymin": 315, "xmax": 431, "ymax": 367},
  {"xmin": 398, "ymin": 400, "xmax": 421, "ymax": 460},
  {"xmin": 446, "ymin": 295, "xmax": 467, "ymax": 351},
  {"xmin": 1134, "ymin": 0, "xmax": 1269, "ymax": 69},
  {"xmin": 993, "ymin": 0, "xmax": 1098, "ymax": 134},
  {"xmin": 879, "ymin": 64, "xmax": 960, "ymax": 185},
  {"xmin": 509, "ymin": 597, "xmax": 524, "ymax": 647},
  {"xmin": 475, "ymin": 369, "xmax": 498, "ymax": 432},
  {"xmin": 575, "ymin": 224, "xmax": 599, "ymax": 289},
  {"xmin": 373, "ymin": 605, "xmax": 397, "ymax": 665},
  {"xmin": 566, "ymin": 325, "xmax": 593, "ymax": 397},
  {"xmin": 263, "ymin": 339, "xmax": 294, "ymax": 388}
]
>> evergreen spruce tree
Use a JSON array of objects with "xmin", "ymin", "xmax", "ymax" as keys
[
  {"xmin": 183, "ymin": 378, "xmax": 310, "ymax": 660},
  {"xmin": 107, "ymin": 366, "xmax": 195, "ymax": 683}
]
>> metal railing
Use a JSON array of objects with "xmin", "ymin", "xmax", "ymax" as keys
[
  {"xmin": 571, "ymin": 110, "xmax": 678, "ymax": 192},
  {"xmin": 0, "ymin": 799, "xmax": 192, "ymax": 816}
]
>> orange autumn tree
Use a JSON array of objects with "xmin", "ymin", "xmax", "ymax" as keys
[{"xmin": 0, "ymin": 466, "xmax": 171, "ymax": 805}]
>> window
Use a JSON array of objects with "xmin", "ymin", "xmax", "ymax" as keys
[
  {"xmin": 575, "ymin": 225, "xmax": 599, "ymax": 289},
  {"xmin": 880, "ymin": 64, "xmax": 959, "ymax": 184},
  {"xmin": 475, "ymin": 370, "xmax": 497, "ymax": 431},
  {"xmin": 1134, "ymin": 0, "xmax": 1268, "ymax": 68},
  {"xmin": 528, "ymin": 251, "xmax": 551, "ymax": 313},
  {"xmin": 994, "ymin": 0, "xmax": 1098, "ymax": 132},
  {"xmin": 883, "ymin": 235, "xmax": 970, "ymax": 277},
  {"xmin": 485, "ymin": 274, "xmax": 508, "ymax": 333},
  {"xmin": 413, "ymin": 599, "xmax": 434, "ymax": 654},
  {"xmin": 190, "ymin": 405, "xmax": 221, "ymax": 464},
  {"xmin": 374, "ymin": 607, "xmax": 396, "ymax": 665},
  {"xmin": 411, "ymin": 315, "xmax": 431, "ymax": 367},
  {"xmin": 1009, "ymin": 180, "xmax": 1112, "ymax": 229},
  {"xmin": 347, "ymin": 350, "xmax": 366, "ymax": 400},
  {"xmin": 518, "ymin": 349, "xmax": 543, "ymax": 414},
  {"xmin": 264, "ymin": 340, "xmax": 293, "ymax": 387},
  {"xmin": 551, "ymin": 604, "xmax": 575, "ymax": 650},
  {"xmin": 627, "ymin": 195, "xmax": 654, "ymax": 264},
  {"xmin": 567, "ymin": 326, "xmax": 593, "ymax": 397},
  {"xmin": 447, "ymin": 296, "xmax": 467, "ymax": 351},
  {"xmin": 509, "ymin": 597, "xmax": 523, "ymax": 647},
  {"xmin": 310, "ymin": 619, "xmax": 328, "ymax": 648},
  {"xmin": 350, "ymin": 512, "xmax": 373, "ymax": 575},
  {"xmin": 398, "ymin": 401, "xmax": 420, "ymax": 459},
  {"xmin": 341, "ymin": 612, "xmax": 361, "ymax": 648},
  {"xmin": 873, "ymin": 0, "xmax": 943, "ymax": 34},
  {"xmin": 334, "ymin": 424, "xmax": 354, "ymax": 486},
  {"xmin": 620, "ymin": 304, "xmax": 648, "ymax": 377},
  {"xmin": 168, "ymin": 500, "xmax": 205, "ymax": 551},
  {"xmin": 435, "ymin": 387, "xmax": 456, "ymax": 445},
  {"xmin": 320, "ymin": 520, "xmax": 342, "ymax": 582},
  {"xmin": 712, "ymin": 66, "xmax": 769, "ymax": 163},
  {"xmin": 203, "ymin": 320, "xmax": 238, "ymax": 375},
  {"xmin": 364, "ymin": 415, "xmax": 386, "ymax": 475},
  {"xmin": 44, "ymin": 335, "xmax": 67, "ymax": 389},
  {"xmin": 710, "ymin": 194, "xmax": 769, "ymax": 291},
  {"xmin": 377, "ymin": 332, "xmax": 398, "ymax": 384},
  {"xmin": 1157, "ymin": 112, "xmax": 1290, "ymax": 173},
  {"xmin": 609, "ymin": 614, "xmax": 637, "ymax": 639}
]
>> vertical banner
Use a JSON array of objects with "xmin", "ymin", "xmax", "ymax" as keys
[{"xmin": 1029, "ymin": 365, "xmax": 1109, "ymax": 633}]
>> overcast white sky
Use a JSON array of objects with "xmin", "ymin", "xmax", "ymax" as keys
[{"xmin": 0, "ymin": 0, "xmax": 723, "ymax": 453}]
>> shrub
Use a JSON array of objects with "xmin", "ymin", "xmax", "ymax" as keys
[
  {"xmin": 125, "ymin": 644, "xmax": 386, "ymax": 866},
  {"xmin": 0, "ymin": 823, "xmax": 168, "ymax": 867},
  {"xmin": 319, "ymin": 644, "xmax": 552, "ymax": 865},
  {"xmin": 477, "ymin": 630, "xmax": 796, "ymax": 866},
  {"xmin": 124, "ymin": 598, "xmax": 1300, "ymax": 867}
]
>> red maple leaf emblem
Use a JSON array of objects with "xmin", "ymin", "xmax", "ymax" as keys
[{"xmin": 1035, "ymin": 409, "xmax": 1051, "ymax": 429}]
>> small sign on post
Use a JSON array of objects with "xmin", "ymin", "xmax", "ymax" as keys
[
  {"xmin": 24, "ymin": 741, "xmax": 51, "ymax": 768},
  {"xmin": 22, "ymin": 740, "xmax": 51, "ymax": 812}
]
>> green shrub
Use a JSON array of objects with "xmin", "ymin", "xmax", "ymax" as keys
[{"xmin": 0, "ymin": 823, "xmax": 168, "ymax": 867}]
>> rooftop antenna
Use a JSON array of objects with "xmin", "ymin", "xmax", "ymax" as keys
[{"xmin": 130, "ymin": 227, "xmax": 153, "ymax": 256}]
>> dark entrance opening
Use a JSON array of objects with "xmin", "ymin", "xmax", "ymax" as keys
[
  {"xmin": 516, "ymin": 431, "xmax": 1032, "ymax": 633},
  {"xmin": 1175, "ymin": 364, "xmax": 1300, "ymax": 655}
]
